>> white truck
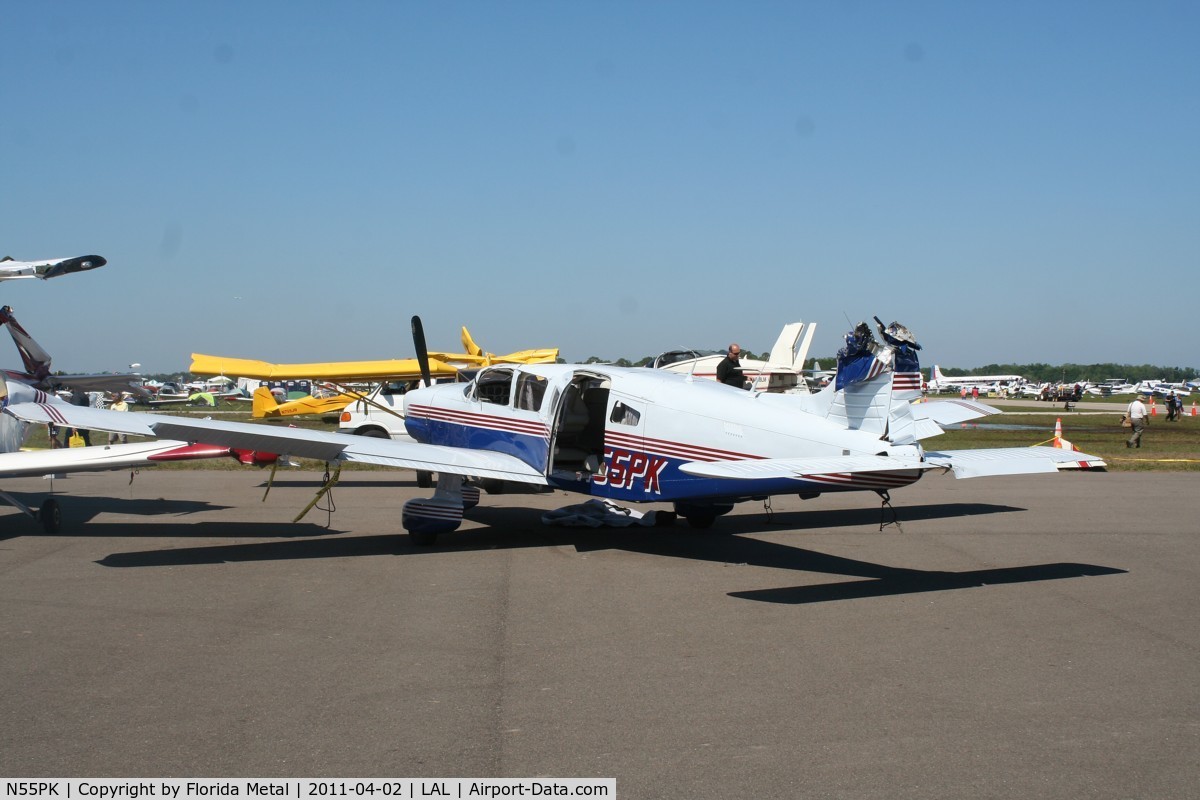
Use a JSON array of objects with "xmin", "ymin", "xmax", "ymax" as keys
[{"xmin": 337, "ymin": 380, "xmax": 434, "ymax": 487}]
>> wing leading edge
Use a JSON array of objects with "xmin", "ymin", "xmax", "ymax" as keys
[
  {"xmin": 4, "ymin": 402, "xmax": 549, "ymax": 485},
  {"xmin": 681, "ymin": 446, "xmax": 1105, "ymax": 481}
]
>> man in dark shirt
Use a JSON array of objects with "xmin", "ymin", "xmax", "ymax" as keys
[{"xmin": 716, "ymin": 344, "xmax": 746, "ymax": 388}]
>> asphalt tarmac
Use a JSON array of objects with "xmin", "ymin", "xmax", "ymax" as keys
[{"xmin": 2, "ymin": 468, "xmax": 1197, "ymax": 799}]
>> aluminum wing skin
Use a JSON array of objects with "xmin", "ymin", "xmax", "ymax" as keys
[
  {"xmin": 3, "ymin": 402, "xmax": 549, "ymax": 485},
  {"xmin": 910, "ymin": 398, "xmax": 1000, "ymax": 426},
  {"xmin": 680, "ymin": 447, "xmax": 1105, "ymax": 481},
  {"xmin": 924, "ymin": 447, "xmax": 1106, "ymax": 478},
  {"xmin": 680, "ymin": 454, "xmax": 934, "ymax": 480},
  {"xmin": 0, "ymin": 440, "xmax": 222, "ymax": 478}
]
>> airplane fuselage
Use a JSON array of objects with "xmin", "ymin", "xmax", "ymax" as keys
[{"xmin": 404, "ymin": 364, "xmax": 924, "ymax": 505}]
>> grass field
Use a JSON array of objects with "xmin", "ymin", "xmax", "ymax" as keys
[{"xmin": 19, "ymin": 396, "xmax": 1200, "ymax": 473}]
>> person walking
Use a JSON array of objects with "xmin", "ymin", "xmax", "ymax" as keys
[{"xmin": 1126, "ymin": 395, "xmax": 1149, "ymax": 448}]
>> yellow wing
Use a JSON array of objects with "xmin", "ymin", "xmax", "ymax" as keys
[{"xmin": 189, "ymin": 354, "xmax": 459, "ymax": 382}]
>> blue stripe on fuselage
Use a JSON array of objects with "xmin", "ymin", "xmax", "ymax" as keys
[{"xmin": 407, "ymin": 417, "xmax": 549, "ymax": 472}]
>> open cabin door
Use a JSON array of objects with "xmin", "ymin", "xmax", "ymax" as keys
[{"xmin": 548, "ymin": 372, "xmax": 610, "ymax": 479}]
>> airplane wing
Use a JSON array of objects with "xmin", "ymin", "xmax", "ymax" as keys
[
  {"xmin": 923, "ymin": 447, "xmax": 1106, "ymax": 477},
  {"xmin": 0, "ymin": 440, "xmax": 234, "ymax": 478},
  {"xmin": 47, "ymin": 373, "xmax": 150, "ymax": 398},
  {"xmin": 679, "ymin": 454, "xmax": 934, "ymax": 480},
  {"xmin": 680, "ymin": 446, "xmax": 1106, "ymax": 481},
  {"xmin": 189, "ymin": 354, "xmax": 461, "ymax": 382},
  {"xmin": 3, "ymin": 403, "xmax": 549, "ymax": 485}
]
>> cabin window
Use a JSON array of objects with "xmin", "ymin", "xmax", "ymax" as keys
[
  {"xmin": 610, "ymin": 401, "xmax": 641, "ymax": 426},
  {"xmin": 475, "ymin": 369, "xmax": 514, "ymax": 405},
  {"xmin": 515, "ymin": 373, "xmax": 549, "ymax": 411}
]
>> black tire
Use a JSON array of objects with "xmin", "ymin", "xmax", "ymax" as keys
[
  {"xmin": 357, "ymin": 428, "xmax": 389, "ymax": 439},
  {"xmin": 416, "ymin": 471, "xmax": 433, "ymax": 488},
  {"xmin": 684, "ymin": 513, "xmax": 717, "ymax": 529},
  {"xmin": 39, "ymin": 498, "xmax": 61, "ymax": 534}
]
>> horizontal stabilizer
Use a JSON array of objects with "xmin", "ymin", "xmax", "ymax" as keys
[
  {"xmin": 924, "ymin": 446, "xmax": 1106, "ymax": 478},
  {"xmin": 680, "ymin": 454, "xmax": 932, "ymax": 481},
  {"xmin": 911, "ymin": 398, "xmax": 1000, "ymax": 426}
]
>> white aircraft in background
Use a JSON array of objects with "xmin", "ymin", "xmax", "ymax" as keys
[
  {"xmin": 1, "ymin": 305, "xmax": 147, "ymax": 398},
  {"xmin": 654, "ymin": 321, "xmax": 819, "ymax": 393},
  {"xmin": 0, "ymin": 307, "xmax": 277, "ymax": 533},
  {"xmin": 5, "ymin": 316, "xmax": 1106, "ymax": 544},
  {"xmin": 1134, "ymin": 380, "xmax": 1191, "ymax": 398},
  {"xmin": 0, "ymin": 254, "xmax": 106, "ymax": 282},
  {"xmin": 928, "ymin": 365, "xmax": 1025, "ymax": 393}
]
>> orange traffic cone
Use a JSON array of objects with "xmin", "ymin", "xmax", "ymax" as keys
[
  {"xmin": 1052, "ymin": 417, "xmax": 1080, "ymax": 452},
  {"xmin": 1192, "ymin": 400, "xmax": 1196, "ymax": 417},
  {"xmin": 1151, "ymin": 396, "xmax": 1157, "ymax": 416}
]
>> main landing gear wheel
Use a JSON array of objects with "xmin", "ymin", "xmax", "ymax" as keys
[
  {"xmin": 416, "ymin": 471, "xmax": 433, "ymax": 489},
  {"xmin": 684, "ymin": 513, "xmax": 717, "ymax": 529},
  {"xmin": 38, "ymin": 498, "xmax": 61, "ymax": 534}
]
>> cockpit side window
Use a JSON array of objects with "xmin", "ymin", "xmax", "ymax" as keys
[
  {"xmin": 474, "ymin": 369, "xmax": 514, "ymax": 405},
  {"xmin": 515, "ymin": 373, "xmax": 549, "ymax": 412},
  {"xmin": 609, "ymin": 401, "xmax": 641, "ymax": 426}
]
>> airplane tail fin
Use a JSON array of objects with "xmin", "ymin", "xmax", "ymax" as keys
[
  {"xmin": 0, "ymin": 306, "xmax": 53, "ymax": 382},
  {"xmin": 812, "ymin": 318, "xmax": 925, "ymax": 441},
  {"xmin": 461, "ymin": 327, "xmax": 484, "ymax": 358},
  {"xmin": 252, "ymin": 386, "xmax": 281, "ymax": 419}
]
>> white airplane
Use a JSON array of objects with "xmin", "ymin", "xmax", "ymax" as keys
[
  {"xmin": 928, "ymin": 365, "xmax": 1025, "ymax": 393},
  {"xmin": 1135, "ymin": 380, "xmax": 1191, "ymax": 398},
  {"xmin": 0, "ymin": 308, "xmax": 277, "ymax": 532},
  {"xmin": 3, "ymin": 316, "xmax": 1106, "ymax": 544},
  {"xmin": 1, "ymin": 305, "xmax": 148, "ymax": 398},
  {"xmin": 655, "ymin": 321, "xmax": 819, "ymax": 393},
  {"xmin": 0, "ymin": 254, "xmax": 106, "ymax": 282}
]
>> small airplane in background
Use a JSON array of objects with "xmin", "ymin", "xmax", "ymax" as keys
[
  {"xmin": 927, "ymin": 365, "xmax": 1025, "ymax": 393},
  {"xmin": 189, "ymin": 326, "xmax": 558, "ymax": 386},
  {"xmin": 654, "ymin": 321, "xmax": 819, "ymax": 393},
  {"xmin": 6, "ymin": 316, "xmax": 1106, "ymax": 545},
  {"xmin": 190, "ymin": 326, "xmax": 558, "ymax": 419},
  {"xmin": 0, "ymin": 308, "xmax": 277, "ymax": 533},
  {"xmin": 0, "ymin": 255, "xmax": 106, "ymax": 282},
  {"xmin": 1, "ymin": 305, "xmax": 147, "ymax": 398},
  {"xmin": 1135, "ymin": 380, "xmax": 1191, "ymax": 398},
  {"xmin": 250, "ymin": 383, "xmax": 361, "ymax": 419}
]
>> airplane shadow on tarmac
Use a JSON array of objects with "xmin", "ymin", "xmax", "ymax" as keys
[
  {"xmin": 93, "ymin": 500, "xmax": 1127, "ymax": 603},
  {"xmin": 0, "ymin": 492, "xmax": 342, "ymax": 542}
]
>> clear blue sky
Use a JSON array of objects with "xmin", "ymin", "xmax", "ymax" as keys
[{"xmin": 3, "ymin": 1, "xmax": 1198, "ymax": 375}]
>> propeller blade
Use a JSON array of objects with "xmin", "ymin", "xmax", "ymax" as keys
[{"xmin": 411, "ymin": 315, "xmax": 432, "ymax": 387}]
